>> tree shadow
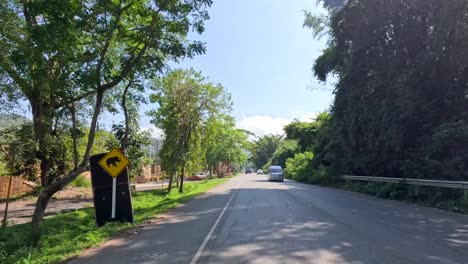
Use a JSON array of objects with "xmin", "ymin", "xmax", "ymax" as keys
[{"xmin": 70, "ymin": 182, "xmax": 468, "ymax": 264}]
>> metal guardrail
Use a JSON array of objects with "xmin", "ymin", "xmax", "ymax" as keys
[{"xmin": 338, "ymin": 175, "xmax": 468, "ymax": 190}]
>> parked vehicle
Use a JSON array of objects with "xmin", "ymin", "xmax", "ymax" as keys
[
  {"xmin": 268, "ymin": 165, "xmax": 284, "ymax": 182},
  {"xmin": 245, "ymin": 167, "xmax": 253, "ymax": 174}
]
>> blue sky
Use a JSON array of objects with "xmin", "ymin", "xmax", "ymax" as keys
[
  {"xmin": 11, "ymin": 1, "xmax": 334, "ymax": 138},
  {"xmin": 135, "ymin": 0, "xmax": 334, "ymax": 137}
]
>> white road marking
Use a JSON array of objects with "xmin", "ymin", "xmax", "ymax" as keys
[{"xmin": 190, "ymin": 182, "xmax": 241, "ymax": 264}]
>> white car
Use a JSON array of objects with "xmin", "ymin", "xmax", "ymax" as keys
[
  {"xmin": 257, "ymin": 169, "xmax": 263, "ymax": 175},
  {"xmin": 268, "ymin": 165, "xmax": 284, "ymax": 182}
]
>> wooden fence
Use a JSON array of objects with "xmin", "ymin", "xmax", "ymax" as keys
[
  {"xmin": 135, "ymin": 164, "xmax": 162, "ymax": 183},
  {"xmin": 0, "ymin": 164, "xmax": 164, "ymax": 198},
  {"xmin": 0, "ymin": 176, "xmax": 33, "ymax": 199}
]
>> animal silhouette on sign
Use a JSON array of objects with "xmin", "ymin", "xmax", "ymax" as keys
[{"xmin": 106, "ymin": 156, "xmax": 121, "ymax": 168}]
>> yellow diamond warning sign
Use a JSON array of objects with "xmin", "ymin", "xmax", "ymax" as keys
[{"xmin": 98, "ymin": 148, "xmax": 130, "ymax": 178}]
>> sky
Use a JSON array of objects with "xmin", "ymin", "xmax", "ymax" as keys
[{"xmin": 130, "ymin": 0, "xmax": 335, "ymax": 138}]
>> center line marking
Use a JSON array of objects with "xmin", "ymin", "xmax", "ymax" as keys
[{"xmin": 190, "ymin": 182, "xmax": 241, "ymax": 264}]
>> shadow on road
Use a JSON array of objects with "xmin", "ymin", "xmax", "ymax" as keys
[{"xmin": 70, "ymin": 179, "xmax": 468, "ymax": 264}]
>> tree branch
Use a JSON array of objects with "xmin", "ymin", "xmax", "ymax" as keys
[
  {"xmin": 70, "ymin": 103, "xmax": 79, "ymax": 169},
  {"xmin": 99, "ymin": 6, "xmax": 162, "ymax": 91},
  {"xmin": 81, "ymin": 89, "xmax": 104, "ymax": 165},
  {"xmin": 121, "ymin": 78, "xmax": 133, "ymax": 150},
  {"xmin": 96, "ymin": 0, "xmax": 130, "ymax": 80},
  {"xmin": 53, "ymin": 89, "xmax": 96, "ymax": 109},
  {"xmin": 0, "ymin": 56, "xmax": 30, "ymax": 91}
]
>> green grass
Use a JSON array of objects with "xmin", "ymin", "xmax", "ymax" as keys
[
  {"xmin": 69, "ymin": 174, "xmax": 92, "ymax": 188},
  {"xmin": 0, "ymin": 161, "xmax": 7, "ymax": 176},
  {"xmin": 0, "ymin": 179, "xmax": 226, "ymax": 264},
  {"xmin": 334, "ymin": 180, "xmax": 468, "ymax": 214}
]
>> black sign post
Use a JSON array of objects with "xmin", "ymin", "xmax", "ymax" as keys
[{"xmin": 90, "ymin": 153, "xmax": 134, "ymax": 227}]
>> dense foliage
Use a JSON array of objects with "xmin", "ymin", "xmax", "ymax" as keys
[
  {"xmin": 273, "ymin": 0, "xmax": 468, "ymax": 204},
  {"xmin": 280, "ymin": 113, "xmax": 333, "ymax": 183},
  {"xmin": 251, "ymin": 134, "xmax": 282, "ymax": 170},
  {"xmin": 267, "ymin": 139, "xmax": 299, "ymax": 170},
  {"xmin": 0, "ymin": 0, "xmax": 213, "ymax": 241},
  {"xmin": 203, "ymin": 115, "xmax": 250, "ymax": 173},
  {"xmin": 148, "ymin": 69, "xmax": 239, "ymax": 191},
  {"xmin": 312, "ymin": 0, "xmax": 468, "ymax": 181}
]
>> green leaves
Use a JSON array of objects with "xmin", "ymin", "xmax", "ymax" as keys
[
  {"xmin": 204, "ymin": 115, "xmax": 250, "ymax": 170},
  {"xmin": 313, "ymin": 47, "xmax": 338, "ymax": 82},
  {"xmin": 0, "ymin": 0, "xmax": 215, "ymax": 237},
  {"xmin": 303, "ymin": 11, "xmax": 329, "ymax": 39},
  {"xmin": 148, "ymin": 69, "xmax": 232, "ymax": 175},
  {"xmin": 252, "ymin": 135, "xmax": 282, "ymax": 169},
  {"xmin": 305, "ymin": 0, "xmax": 468, "ymax": 182}
]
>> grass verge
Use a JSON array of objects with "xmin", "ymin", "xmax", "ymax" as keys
[
  {"xmin": 289, "ymin": 170, "xmax": 468, "ymax": 214},
  {"xmin": 333, "ymin": 180, "xmax": 468, "ymax": 214},
  {"xmin": 0, "ymin": 178, "xmax": 227, "ymax": 264}
]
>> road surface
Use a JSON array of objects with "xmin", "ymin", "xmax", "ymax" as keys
[{"xmin": 70, "ymin": 174, "xmax": 468, "ymax": 264}]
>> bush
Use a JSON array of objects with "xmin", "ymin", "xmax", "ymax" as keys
[
  {"xmin": 285, "ymin": 152, "xmax": 314, "ymax": 182},
  {"xmin": 284, "ymin": 152, "xmax": 334, "ymax": 184},
  {"xmin": 310, "ymin": 165, "xmax": 333, "ymax": 185},
  {"xmin": 262, "ymin": 161, "xmax": 271, "ymax": 173},
  {"xmin": 0, "ymin": 162, "xmax": 7, "ymax": 176}
]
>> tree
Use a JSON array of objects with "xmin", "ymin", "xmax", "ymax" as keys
[
  {"xmin": 307, "ymin": 0, "xmax": 468, "ymax": 180},
  {"xmin": 269, "ymin": 139, "xmax": 299, "ymax": 169},
  {"xmin": 110, "ymin": 123, "xmax": 151, "ymax": 179},
  {"xmin": 281, "ymin": 112, "xmax": 335, "ymax": 183},
  {"xmin": 148, "ymin": 69, "xmax": 231, "ymax": 192},
  {"xmin": 284, "ymin": 151, "xmax": 314, "ymax": 182},
  {"xmin": 0, "ymin": 0, "xmax": 213, "ymax": 242},
  {"xmin": 251, "ymin": 135, "xmax": 282, "ymax": 170},
  {"xmin": 204, "ymin": 115, "xmax": 250, "ymax": 174},
  {"xmin": 0, "ymin": 121, "xmax": 38, "ymax": 178},
  {"xmin": 110, "ymin": 79, "xmax": 152, "ymax": 179}
]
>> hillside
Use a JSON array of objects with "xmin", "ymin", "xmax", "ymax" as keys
[{"xmin": 0, "ymin": 114, "xmax": 30, "ymax": 130}]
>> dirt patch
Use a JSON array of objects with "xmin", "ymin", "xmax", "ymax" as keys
[
  {"xmin": 52, "ymin": 187, "xmax": 93, "ymax": 200},
  {"xmin": 0, "ymin": 187, "xmax": 93, "ymax": 226}
]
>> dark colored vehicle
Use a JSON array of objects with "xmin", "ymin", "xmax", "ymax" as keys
[{"xmin": 245, "ymin": 167, "xmax": 253, "ymax": 174}]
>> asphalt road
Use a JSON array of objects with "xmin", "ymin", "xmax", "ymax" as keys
[{"xmin": 70, "ymin": 174, "xmax": 468, "ymax": 264}]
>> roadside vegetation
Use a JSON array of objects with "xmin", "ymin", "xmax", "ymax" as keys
[
  {"xmin": 147, "ymin": 69, "xmax": 249, "ymax": 192},
  {"xmin": 2, "ymin": 0, "xmax": 467, "ymax": 261},
  {"xmin": 250, "ymin": 0, "xmax": 468, "ymax": 213},
  {"xmin": 0, "ymin": 179, "xmax": 226, "ymax": 264},
  {"xmin": 0, "ymin": 0, "xmax": 250, "ymax": 249}
]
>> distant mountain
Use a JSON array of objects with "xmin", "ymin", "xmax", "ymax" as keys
[{"xmin": 0, "ymin": 114, "xmax": 30, "ymax": 130}]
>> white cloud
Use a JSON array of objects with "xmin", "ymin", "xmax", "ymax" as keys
[
  {"xmin": 291, "ymin": 111, "xmax": 318, "ymax": 122},
  {"xmin": 236, "ymin": 112, "xmax": 318, "ymax": 138},
  {"xmin": 142, "ymin": 112, "xmax": 318, "ymax": 140}
]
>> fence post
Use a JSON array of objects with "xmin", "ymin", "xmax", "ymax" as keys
[
  {"xmin": 2, "ymin": 144, "xmax": 16, "ymax": 228},
  {"xmin": 2, "ymin": 175, "xmax": 13, "ymax": 228}
]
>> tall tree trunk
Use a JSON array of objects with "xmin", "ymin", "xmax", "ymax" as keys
[
  {"xmin": 167, "ymin": 173, "xmax": 174, "ymax": 192},
  {"xmin": 31, "ymin": 101, "xmax": 54, "ymax": 187},
  {"xmin": 70, "ymin": 103, "xmax": 79, "ymax": 169},
  {"xmin": 31, "ymin": 167, "xmax": 87, "ymax": 244},
  {"xmin": 179, "ymin": 166, "xmax": 185, "ymax": 193},
  {"xmin": 31, "ymin": 90, "xmax": 104, "ymax": 244},
  {"xmin": 121, "ymin": 80, "xmax": 132, "ymax": 149}
]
